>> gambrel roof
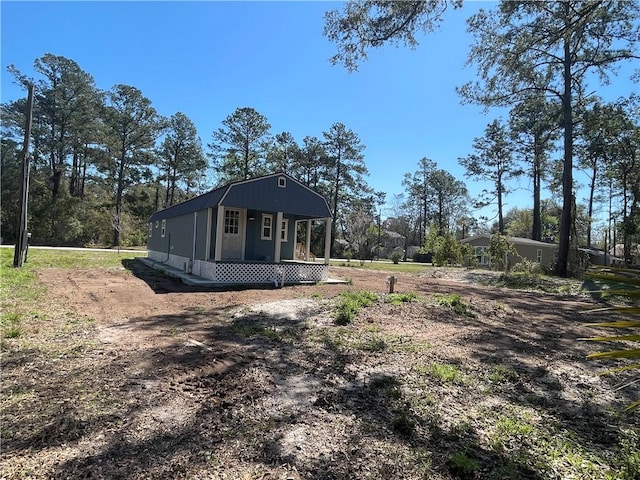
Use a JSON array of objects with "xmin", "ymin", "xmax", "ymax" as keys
[{"xmin": 149, "ymin": 173, "xmax": 332, "ymax": 222}]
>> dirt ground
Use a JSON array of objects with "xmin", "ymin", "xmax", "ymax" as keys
[{"xmin": 1, "ymin": 262, "xmax": 638, "ymax": 479}]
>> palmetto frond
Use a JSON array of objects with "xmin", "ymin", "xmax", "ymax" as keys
[{"xmin": 581, "ymin": 267, "xmax": 640, "ymax": 411}]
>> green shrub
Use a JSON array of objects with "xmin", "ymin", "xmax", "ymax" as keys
[
  {"xmin": 437, "ymin": 293, "xmax": 473, "ymax": 317},
  {"xmin": 389, "ymin": 249, "xmax": 402, "ymax": 264},
  {"xmin": 511, "ymin": 258, "xmax": 544, "ymax": 274},
  {"xmin": 425, "ymin": 227, "xmax": 464, "ymax": 266},
  {"xmin": 387, "ymin": 292, "xmax": 417, "ymax": 305},
  {"xmin": 412, "ymin": 249, "xmax": 432, "ymax": 263},
  {"xmin": 489, "ymin": 234, "xmax": 518, "ymax": 271}
]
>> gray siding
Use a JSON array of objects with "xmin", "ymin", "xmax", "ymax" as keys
[
  {"xmin": 148, "ymin": 218, "xmax": 171, "ymax": 256},
  {"xmin": 221, "ymin": 176, "xmax": 331, "ymax": 218},
  {"xmin": 166, "ymin": 213, "xmax": 195, "ymax": 258},
  {"xmin": 244, "ymin": 211, "xmax": 296, "ymax": 261},
  {"xmin": 209, "ymin": 208, "xmax": 217, "ymax": 260},
  {"xmin": 195, "ymin": 210, "xmax": 208, "ymax": 260},
  {"xmin": 245, "ymin": 212, "xmax": 270, "ymax": 261},
  {"xmin": 514, "ymin": 243, "xmax": 555, "ymax": 267}
]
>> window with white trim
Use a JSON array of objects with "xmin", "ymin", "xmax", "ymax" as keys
[
  {"xmin": 224, "ymin": 209, "xmax": 240, "ymax": 234},
  {"xmin": 280, "ymin": 219, "xmax": 289, "ymax": 242},
  {"xmin": 278, "ymin": 176, "xmax": 286, "ymax": 188},
  {"xmin": 148, "ymin": 222, "xmax": 152, "ymax": 238},
  {"xmin": 536, "ymin": 249, "xmax": 543, "ymax": 263},
  {"xmin": 161, "ymin": 219, "xmax": 166, "ymax": 237},
  {"xmin": 261, "ymin": 214, "xmax": 273, "ymax": 240},
  {"xmin": 475, "ymin": 246, "xmax": 489, "ymax": 265}
]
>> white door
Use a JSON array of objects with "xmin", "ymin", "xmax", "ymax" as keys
[{"xmin": 221, "ymin": 208, "xmax": 245, "ymax": 260}]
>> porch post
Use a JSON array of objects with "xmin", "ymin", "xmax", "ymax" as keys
[
  {"xmin": 305, "ymin": 219, "xmax": 312, "ymax": 261},
  {"xmin": 205, "ymin": 207, "xmax": 212, "ymax": 260},
  {"xmin": 214, "ymin": 207, "xmax": 224, "ymax": 261},
  {"xmin": 274, "ymin": 211, "xmax": 283, "ymax": 263},
  {"xmin": 324, "ymin": 217, "xmax": 332, "ymax": 265}
]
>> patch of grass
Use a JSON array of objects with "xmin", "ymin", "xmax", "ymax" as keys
[
  {"xmin": 429, "ymin": 362, "xmax": 463, "ymax": 383},
  {"xmin": 0, "ymin": 257, "xmax": 45, "ymax": 309},
  {"xmin": 2, "ymin": 312, "xmax": 22, "ymax": 338},
  {"xmin": 334, "ymin": 290, "xmax": 378, "ymax": 325},
  {"xmin": 495, "ymin": 414, "xmax": 534, "ymax": 437},
  {"xmin": 436, "ymin": 293, "xmax": 473, "ymax": 317},
  {"xmin": 330, "ymin": 260, "xmax": 432, "ymax": 274},
  {"xmin": 392, "ymin": 340, "xmax": 431, "ymax": 353},
  {"xmin": 391, "ymin": 409, "xmax": 415, "ymax": 437},
  {"xmin": 488, "ymin": 364, "xmax": 519, "ymax": 384},
  {"xmin": 232, "ymin": 324, "xmax": 282, "ymax": 342},
  {"xmin": 618, "ymin": 428, "xmax": 640, "ymax": 480},
  {"xmin": 363, "ymin": 324, "xmax": 382, "ymax": 333},
  {"xmin": 355, "ymin": 336, "xmax": 387, "ymax": 352},
  {"xmin": 536, "ymin": 430, "xmax": 613, "ymax": 478},
  {"xmin": 1, "ymin": 247, "xmax": 141, "ymax": 270},
  {"xmin": 448, "ymin": 452, "xmax": 480, "ymax": 477},
  {"xmin": 416, "ymin": 362, "xmax": 464, "ymax": 384},
  {"xmin": 386, "ymin": 292, "xmax": 417, "ymax": 305}
]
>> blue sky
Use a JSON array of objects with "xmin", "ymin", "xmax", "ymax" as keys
[{"xmin": 1, "ymin": 1, "xmax": 637, "ymax": 225}]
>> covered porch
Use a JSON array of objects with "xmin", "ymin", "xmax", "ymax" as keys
[{"xmin": 144, "ymin": 252, "xmax": 331, "ymax": 287}]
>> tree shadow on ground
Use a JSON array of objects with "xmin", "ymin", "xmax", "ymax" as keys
[
  {"xmin": 37, "ymin": 300, "xmax": 557, "ymax": 479},
  {"xmin": 121, "ymin": 258, "xmax": 285, "ymax": 294},
  {"xmin": 5, "ymin": 279, "xmax": 637, "ymax": 479},
  {"xmin": 410, "ymin": 283, "xmax": 639, "ymax": 470}
]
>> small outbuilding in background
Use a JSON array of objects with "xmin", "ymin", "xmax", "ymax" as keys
[{"xmin": 460, "ymin": 234, "xmax": 557, "ymax": 270}]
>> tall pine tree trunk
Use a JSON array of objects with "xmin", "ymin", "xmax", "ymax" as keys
[
  {"xmin": 331, "ymin": 156, "xmax": 341, "ymax": 256},
  {"xmin": 556, "ymin": 14, "xmax": 573, "ymax": 277},
  {"xmin": 531, "ymin": 138, "xmax": 542, "ymax": 241},
  {"xmin": 586, "ymin": 160, "xmax": 597, "ymax": 248},
  {"xmin": 113, "ymin": 148, "xmax": 126, "ymax": 247}
]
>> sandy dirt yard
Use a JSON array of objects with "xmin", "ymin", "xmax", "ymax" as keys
[{"xmin": 1, "ymin": 261, "xmax": 638, "ymax": 479}]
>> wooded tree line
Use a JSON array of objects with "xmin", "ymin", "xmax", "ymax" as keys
[
  {"xmin": 1, "ymin": 55, "xmax": 374, "ymax": 253},
  {"xmin": 325, "ymin": 0, "xmax": 640, "ymax": 274},
  {"xmin": 2, "ymin": 1, "xmax": 639, "ymax": 273},
  {"xmin": 2, "ymin": 55, "xmax": 205, "ymax": 247}
]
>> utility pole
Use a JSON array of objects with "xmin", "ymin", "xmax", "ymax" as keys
[{"xmin": 13, "ymin": 84, "xmax": 35, "ymax": 268}]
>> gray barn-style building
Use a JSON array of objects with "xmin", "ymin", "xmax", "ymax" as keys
[
  {"xmin": 460, "ymin": 234, "xmax": 558, "ymax": 270},
  {"xmin": 147, "ymin": 173, "xmax": 332, "ymax": 285}
]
